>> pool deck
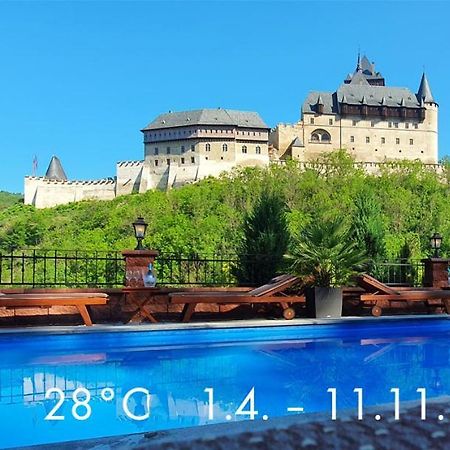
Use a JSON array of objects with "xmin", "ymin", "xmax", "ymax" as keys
[
  {"xmin": 0, "ymin": 314, "xmax": 448, "ymax": 336},
  {"xmin": 18, "ymin": 397, "xmax": 450, "ymax": 450}
]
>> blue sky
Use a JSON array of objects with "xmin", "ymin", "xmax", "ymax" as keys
[{"xmin": 0, "ymin": 0, "xmax": 449, "ymax": 193}]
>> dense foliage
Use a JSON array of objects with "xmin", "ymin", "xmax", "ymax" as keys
[
  {"xmin": 1, "ymin": 151, "xmax": 450, "ymax": 267},
  {"xmin": 286, "ymin": 217, "xmax": 368, "ymax": 287},
  {"xmin": 0, "ymin": 191, "xmax": 22, "ymax": 211},
  {"xmin": 234, "ymin": 189, "xmax": 289, "ymax": 285}
]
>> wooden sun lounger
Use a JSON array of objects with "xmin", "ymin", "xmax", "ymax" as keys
[
  {"xmin": 169, "ymin": 274, "xmax": 304, "ymax": 322},
  {"xmin": 356, "ymin": 274, "xmax": 450, "ymax": 316},
  {"xmin": 0, "ymin": 292, "xmax": 108, "ymax": 326}
]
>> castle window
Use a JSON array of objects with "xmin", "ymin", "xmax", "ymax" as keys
[
  {"xmin": 310, "ymin": 129, "xmax": 331, "ymax": 143},
  {"xmin": 414, "ymin": 123, "xmax": 419, "ymax": 129},
  {"xmin": 329, "ymin": 119, "xmax": 333, "ymax": 125},
  {"xmin": 154, "ymin": 147, "xmax": 159, "ymax": 155},
  {"xmin": 371, "ymin": 121, "xmax": 375, "ymax": 127},
  {"xmin": 396, "ymin": 138, "xmax": 400, "ymax": 144},
  {"xmin": 242, "ymin": 145, "xmax": 248, "ymax": 154},
  {"xmin": 366, "ymin": 137, "xmax": 370, "ymax": 143},
  {"xmin": 352, "ymin": 120, "xmax": 357, "ymax": 126},
  {"xmin": 167, "ymin": 147, "xmax": 171, "ymax": 154},
  {"xmin": 410, "ymin": 139, "xmax": 413, "ymax": 145},
  {"xmin": 167, "ymin": 159, "xmax": 171, "ymax": 165},
  {"xmin": 310, "ymin": 118, "xmax": 315, "ymax": 125},
  {"xmin": 181, "ymin": 146, "xmax": 185, "ymax": 152},
  {"xmin": 191, "ymin": 144, "xmax": 195, "ymax": 151},
  {"xmin": 381, "ymin": 137, "xmax": 385, "ymax": 144},
  {"xmin": 155, "ymin": 160, "xmax": 159, "ymax": 166},
  {"xmin": 399, "ymin": 149, "xmax": 402, "ymax": 153},
  {"xmin": 388, "ymin": 122, "xmax": 392, "ymax": 128},
  {"xmin": 394, "ymin": 123, "xmax": 399, "ymax": 128},
  {"xmin": 256, "ymin": 146, "xmax": 261, "ymax": 154},
  {"xmin": 222, "ymin": 144, "xmax": 228, "ymax": 152},
  {"xmin": 405, "ymin": 123, "xmax": 410, "ymax": 129},
  {"xmin": 191, "ymin": 156, "xmax": 195, "ymax": 163},
  {"xmin": 181, "ymin": 157, "xmax": 185, "ymax": 164},
  {"xmin": 206, "ymin": 143, "xmax": 211, "ymax": 152},
  {"xmin": 350, "ymin": 136, "xmax": 355, "ymax": 143}
]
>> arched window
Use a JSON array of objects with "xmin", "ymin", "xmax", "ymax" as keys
[
  {"xmin": 310, "ymin": 129, "xmax": 331, "ymax": 143},
  {"xmin": 206, "ymin": 143, "xmax": 211, "ymax": 152},
  {"xmin": 222, "ymin": 144, "xmax": 228, "ymax": 152},
  {"xmin": 242, "ymin": 145, "xmax": 247, "ymax": 154},
  {"xmin": 256, "ymin": 146, "xmax": 261, "ymax": 154}
]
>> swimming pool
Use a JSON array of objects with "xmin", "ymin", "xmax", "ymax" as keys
[{"xmin": 0, "ymin": 317, "xmax": 449, "ymax": 449}]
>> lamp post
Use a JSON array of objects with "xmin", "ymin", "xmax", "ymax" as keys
[
  {"xmin": 132, "ymin": 217, "xmax": 148, "ymax": 250},
  {"xmin": 430, "ymin": 232, "xmax": 442, "ymax": 258}
]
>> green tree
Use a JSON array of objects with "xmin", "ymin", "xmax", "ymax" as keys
[{"xmin": 234, "ymin": 189, "xmax": 289, "ymax": 285}]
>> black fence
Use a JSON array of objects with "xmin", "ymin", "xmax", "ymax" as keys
[
  {"xmin": 0, "ymin": 250, "xmax": 427, "ymax": 289},
  {"xmin": 0, "ymin": 250, "xmax": 125, "ymax": 288},
  {"xmin": 373, "ymin": 259, "xmax": 425, "ymax": 287}
]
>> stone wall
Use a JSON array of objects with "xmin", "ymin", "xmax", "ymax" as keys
[{"xmin": 24, "ymin": 177, "xmax": 116, "ymax": 208}]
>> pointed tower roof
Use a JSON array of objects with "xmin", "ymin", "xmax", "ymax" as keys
[
  {"xmin": 349, "ymin": 70, "xmax": 370, "ymax": 86},
  {"xmin": 45, "ymin": 156, "xmax": 67, "ymax": 181},
  {"xmin": 417, "ymin": 73, "xmax": 435, "ymax": 103},
  {"xmin": 400, "ymin": 97, "xmax": 406, "ymax": 107},
  {"xmin": 380, "ymin": 96, "xmax": 387, "ymax": 106},
  {"xmin": 317, "ymin": 94, "xmax": 324, "ymax": 105},
  {"xmin": 361, "ymin": 95, "xmax": 368, "ymax": 105}
]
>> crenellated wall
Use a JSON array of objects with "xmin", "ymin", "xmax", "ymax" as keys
[{"xmin": 24, "ymin": 176, "xmax": 116, "ymax": 208}]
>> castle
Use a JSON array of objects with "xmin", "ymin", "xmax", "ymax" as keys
[{"xmin": 24, "ymin": 55, "xmax": 438, "ymax": 208}]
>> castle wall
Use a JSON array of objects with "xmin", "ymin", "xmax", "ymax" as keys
[
  {"xmin": 24, "ymin": 177, "xmax": 116, "ymax": 208},
  {"xmin": 271, "ymin": 106, "xmax": 438, "ymax": 165},
  {"xmin": 116, "ymin": 160, "xmax": 145, "ymax": 196}
]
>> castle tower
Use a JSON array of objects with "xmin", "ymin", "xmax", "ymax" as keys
[
  {"xmin": 417, "ymin": 73, "xmax": 438, "ymax": 163},
  {"xmin": 45, "ymin": 155, "xmax": 67, "ymax": 181}
]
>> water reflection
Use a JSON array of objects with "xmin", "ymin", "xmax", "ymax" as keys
[{"xmin": 0, "ymin": 320, "xmax": 449, "ymax": 448}]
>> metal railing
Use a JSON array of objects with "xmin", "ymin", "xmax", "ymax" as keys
[
  {"xmin": 0, "ymin": 249, "xmax": 427, "ymax": 289},
  {"xmin": 0, "ymin": 250, "xmax": 125, "ymax": 288},
  {"xmin": 155, "ymin": 254, "xmax": 241, "ymax": 286},
  {"xmin": 372, "ymin": 259, "xmax": 425, "ymax": 287}
]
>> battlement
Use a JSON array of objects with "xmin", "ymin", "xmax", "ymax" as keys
[
  {"xmin": 25, "ymin": 176, "xmax": 116, "ymax": 186},
  {"xmin": 116, "ymin": 160, "xmax": 144, "ymax": 167}
]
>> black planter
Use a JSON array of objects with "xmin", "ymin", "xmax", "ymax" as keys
[{"xmin": 305, "ymin": 287, "xmax": 343, "ymax": 318}]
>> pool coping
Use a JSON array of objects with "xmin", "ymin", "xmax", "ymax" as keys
[{"xmin": 0, "ymin": 314, "xmax": 447, "ymax": 336}]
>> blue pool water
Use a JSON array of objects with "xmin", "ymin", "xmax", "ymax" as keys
[{"xmin": 0, "ymin": 318, "xmax": 449, "ymax": 449}]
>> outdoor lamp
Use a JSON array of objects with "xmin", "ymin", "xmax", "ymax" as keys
[
  {"xmin": 430, "ymin": 232, "xmax": 442, "ymax": 258},
  {"xmin": 132, "ymin": 217, "xmax": 148, "ymax": 250}
]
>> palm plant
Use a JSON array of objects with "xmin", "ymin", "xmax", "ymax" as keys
[{"xmin": 286, "ymin": 217, "xmax": 368, "ymax": 287}]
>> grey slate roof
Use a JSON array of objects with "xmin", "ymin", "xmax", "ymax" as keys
[
  {"xmin": 417, "ymin": 73, "xmax": 435, "ymax": 103},
  {"xmin": 45, "ymin": 156, "xmax": 67, "ymax": 181},
  {"xmin": 302, "ymin": 84, "xmax": 422, "ymax": 114},
  {"xmin": 291, "ymin": 137, "xmax": 304, "ymax": 147},
  {"xmin": 143, "ymin": 109, "xmax": 269, "ymax": 130},
  {"xmin": 302, "ymin": 91, "xmax": 336, "ymax": 114},
  {"xmin": 337, "ymin": 84, "xmax": 421, "ymax": 108}
]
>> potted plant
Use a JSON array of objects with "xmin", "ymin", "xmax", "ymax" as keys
[{"xmin": 285, "ymin": 218, "xmax": 368, "ymax": 318}]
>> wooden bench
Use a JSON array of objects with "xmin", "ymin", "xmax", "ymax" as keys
[
  {"xmin": 356, "ymin": 274, "xmax": 450, "ymax": 316},
  {"xmin": 0, "ymin": 293, "xmax": 109, "ymax": 326},
  {"xmin": 169, "ymin": 274, "xmax": 304, "ymax": 322}
]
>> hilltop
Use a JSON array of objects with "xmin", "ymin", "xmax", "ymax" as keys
[{"xmin": 1, "ymin": 152, "xmax": 450, "ymax": 261}]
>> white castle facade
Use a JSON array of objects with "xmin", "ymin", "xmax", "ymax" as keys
[{"xmin": 24, "ymin": 56, "xmax": 439, "ymax": 208}]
